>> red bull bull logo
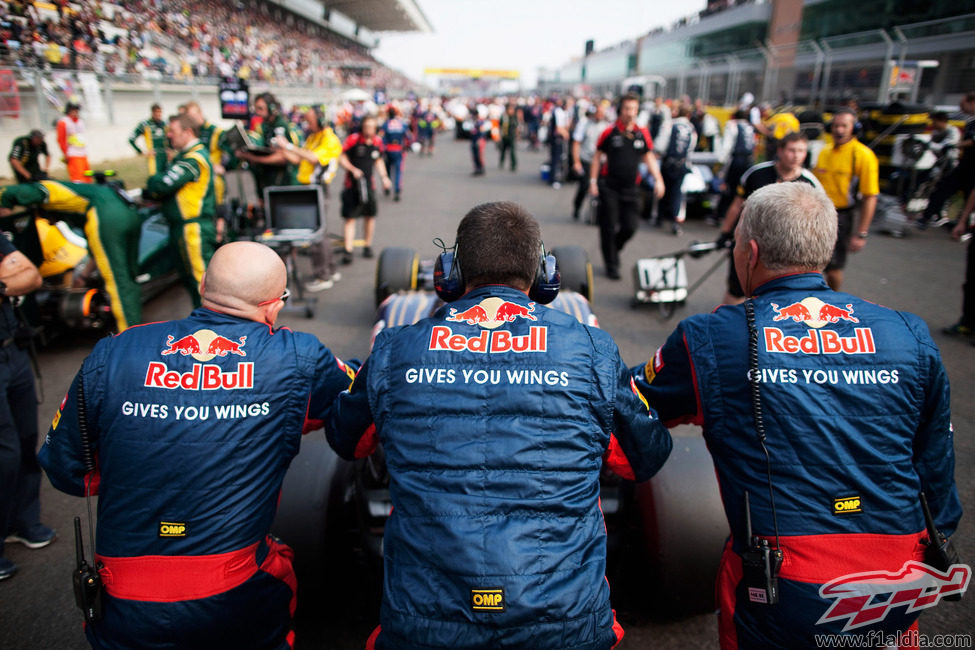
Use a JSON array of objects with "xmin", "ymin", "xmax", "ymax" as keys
[
  {"xmin": 160, "ymin": 330, "xmax": 247, "ymax": 361},
  {"xmin": 766, "ymin": 298, "xmax": 874, "ymax": 355},
  {"xmin": 817, "ymin": 560, "xmax": 970, "ymax": 631},
  {"xmin": 149, "ymin": 330, "xmax": 253, "ymax": 390},
  {"xmin": 435, "ymin": 297, "xmax": 547, "ymax": 353},
  {"xmin": 445, "ymin": 297, "xmax": 537, "ymax": 329}
]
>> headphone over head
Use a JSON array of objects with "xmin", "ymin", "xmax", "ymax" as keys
[{"xmin": 434, "ymin": 242, "xmax": 560, "ymax": 304}]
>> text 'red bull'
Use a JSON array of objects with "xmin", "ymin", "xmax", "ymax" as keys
[
  {"xmin": 428, "ymin": 326, "xmax": 547, "ymax": 353},
  {"xmin": 144, "ymin": 362, "xmax": 254, "ymax": 390},
  {"xmin": 764, "ymin": 327, "xmax": 876, "ymax": 355}
]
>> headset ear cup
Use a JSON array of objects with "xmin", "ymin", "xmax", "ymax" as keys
[
  {"xmin": 434, "ymin": 250, "xmax": 465, "ymax": 302},
  {"xmin": 529, "ymin": 253, "xmax": 560, "ymax": 304}
]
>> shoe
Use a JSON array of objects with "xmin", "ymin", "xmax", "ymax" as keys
[
  {"xmin": 5, "ymin": 524, "xmax": 55, "ymax": 549},
  {"xmin": 363, "ymin": 246, "xmax": 374, "ymax": 259},
  {"xmin": 606, "ymin": 268, "xmax": 621, "ymax": 280},
  {"xmin": 0, "ymin": 557, "xmax": 16, "ymax": 580},
  {"xmin": 672, "ymin": 224, "xmax": 683, "ymax": 236},
  {"xmin": 913, "ymin": 219, "xmax": 929, "ymax": 230},
  {"xmin": 942, "ymin": 323, "xmax": 975, "ymax": 338},
  {"xmin": 341, "ymin": 250, "xmax": 353, "ymax": 265},
  {"xmin": 931, "ymin": 217, "xmax": 950, "ymax": 228},
  {"xmin": 305, "ymin": 278, "xmax": 333, "ymax": 292},
  {"xmin": 552, "ymin": 182, "xmax": 562, "ymax": 189},
  {"xmin": 394, "ymin": 192, "xmax": 400, "ymax": 202},
  {"xmin": 572, "ymin": 210, "xmax": 580, "ymax": 221},
  {"xmin": 330, "ymin": 272, "xmax": 342, "ymax": 282}
]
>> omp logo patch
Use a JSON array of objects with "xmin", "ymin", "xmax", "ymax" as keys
[
  {"xmin": 159, "ymin": 521, "xmax": 187, "ymax": 537},
  {"xmin": 471, "ymin": 588, "xmax": 505, "ymax": 612},
  {"xmin": 833, "ymin": 496, "xmax": 862, "ymax": 515}
]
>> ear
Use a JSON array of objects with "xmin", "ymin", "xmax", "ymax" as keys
[
  {"xmin": 264, "ymin": 298, "xmax": 285, "ymax": 326},
  {"xmin": 198, "ymin": 272, "xmax": 207, "ymax": 297},
  {"xmin": 747, "ymin": 239, "xmax": 760, "ymax": 271}
]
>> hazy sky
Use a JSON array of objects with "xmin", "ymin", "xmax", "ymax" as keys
[{"xmin": 373, "ymin": 0, "xmax": 707, "ymax": 87}]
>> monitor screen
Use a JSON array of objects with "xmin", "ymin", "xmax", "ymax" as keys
[{"xmin": 265, "ymin": 187, "xmax": 324, "ymax": 232}]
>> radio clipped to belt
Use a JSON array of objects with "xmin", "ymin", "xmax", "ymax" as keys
[
  {"xmin": 72, "ymin": 376, "xmax": 104, "ymax": 623},
  {"xmin": 919, "ymin": 491, "xmax": 963, "ymax": 602},
  {"xmin": 742, "ymin": 299, "xmax": 784, "ymax": 605}
]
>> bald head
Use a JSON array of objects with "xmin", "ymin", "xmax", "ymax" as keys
[{"xmin": 201, "ymin": 242, "xmax": 286, "ymax": 320}]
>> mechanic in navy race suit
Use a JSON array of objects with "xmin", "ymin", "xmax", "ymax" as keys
[
  {"xmin": 328, "ymin": 201, "xmax": 673, "ymax": 650},
  {"xmin": 632, "ymin": 182, "xmax": 962, "ymax": 649},
  {"xmin": 38, "ymin": 241, "xmax": 357, "ymax": 649}
]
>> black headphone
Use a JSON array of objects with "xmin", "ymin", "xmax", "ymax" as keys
[
  {"xmin": 258, "ymin": 92, "xmax": 280, "ymax": 116},
  {"xmin": 434, "ymin": 242, "xmax": 560, "ymax": 304},
  {"xmin": 312, "ymin": 105, "xmax": 326, "ymax": 129}
]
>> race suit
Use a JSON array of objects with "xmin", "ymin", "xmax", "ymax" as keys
[
  {"xmin": 127, "ymin": 117, "xmax": 168, "ymax": 176},
  {"xmin": 144, "ymin": 140, "xmax": 217, "ymax": 307},
  {"xmin": 632, "ymin": 273, "xmax": 961, "ymax": 649},
  {"xmin": 38, "ymin": 307, "xmax": 357, "ymax": 650},
  {"xmin": 328, "ymin": 285, "xmax": 673, "ymax": 650},
  {"xmin": 0, "ymin": 181, "xmax": 142, "ymax": 330}
]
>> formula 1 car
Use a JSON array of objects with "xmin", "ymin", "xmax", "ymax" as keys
[{"xmin": 272, "ymin": 245, "xmax": 728, "ymax": 616}]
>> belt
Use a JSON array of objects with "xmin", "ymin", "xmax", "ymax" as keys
[{"xmin": 96, "ymin": 540, "xmax": 264, "ymax": 602}]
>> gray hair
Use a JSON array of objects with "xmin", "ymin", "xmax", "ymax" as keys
[{"xmin": 739, "ymin": 183, "xmax": 837, "ymax": 271}]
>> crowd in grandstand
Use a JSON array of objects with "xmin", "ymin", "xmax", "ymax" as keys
[{"xmin": 0, "ymin": 0, "xmax": 414, "ymax": 90}]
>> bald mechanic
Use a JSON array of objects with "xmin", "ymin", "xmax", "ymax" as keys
[
  {"xmin": 39, "ymin": 241, "xmax": 357, "ymax": 649},
  {"xmin": 633, "ymin": 183, "xmax": 961, "ymax": 648},
  {"xmin": 0, "ymin": 180, "xmax": 142, "ymax": 331}
]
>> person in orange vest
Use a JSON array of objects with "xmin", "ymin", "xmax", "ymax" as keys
[{"xmin": 56, "ymin": 102, "xmax": 90, "ymax": 182}]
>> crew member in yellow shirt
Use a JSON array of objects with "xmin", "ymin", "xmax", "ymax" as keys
[{"xmin": 813, "ymin": 107, "xmax": 879, "ymax": 290}]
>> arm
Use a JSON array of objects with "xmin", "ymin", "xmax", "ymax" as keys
[
  {"xmin": 128, "ymin": 122, "xmax": 144, "ymax": 154},
  {"xmin": 0, "ymin": 249, "xmax": 42, "ymax": 295},
  {"xmin": 303, "ymin": 345, "xmax": 359, "ymax": 433},
  {"xmin": 144, "ymin": 156, "xmax": 201, "ymax": 199},
  {"xmin": 588, "ymin": 154, "xmax": 602, "ymax": 197},
  {"xmin": 605, "ymin": 355, "xmax": 673, "ymax": 482},
  {"xmin": 849, "ymin": 148, "xmax": 880, "ymax": 253},
  {"xmin": 56, "ymin": 120, "xmax": 68, "ymax": 156},
  {"xmin": 374, "ymin": 155, "xmax": 392, "ymax": 191},
  {"xmin": 912, "ymin": 341, "xmax": 961, "ymax": 535},
  {"xmin": 37, "ymin": 361, "xmax": 100, "ymax": 497},
  {"xmin": 631, "ymin": 323, "xmax": 705, "ymax": 428},
  {"xmin": 643, "ymin": 150, "xmax": 665, "ymax": 199},
  {"xmin": 325, "ymin": 358, "xmax": 378, "ymax": 460},
  {"xmin": 719, "ymin": 195, "xmax": 745, "ymax": 240},
  {"xmin": 951, "ymin": 188, "xmax": 975, "ymax": 240},
  {"xmin": 339, "ymin": 151, "xmax": 362, "ymax": 178},
  {"xmin": 9, "ymin": 156, "xmax": 31, "ymax": 181}
]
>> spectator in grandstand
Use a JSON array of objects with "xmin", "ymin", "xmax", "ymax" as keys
[
  {"xmin": 276, "ymin": 105, "xmax": 343, "ymax": 292},
  {"xmin": 654, "ymin": 104, "xmax": 697, "ymax": 235},
  {"xmin": 236, "ymin": 93, "xmax": 299, "ymax": 199},
  {"xmin": 716, "ymin": 132, "xmax": 823, "ymax": 304},
  {"xmin": 918, "ymin": 92, "xmax": 975, "ymax": 230},
  {"xmin": 338, "ymin": 114, "xmax": 391, "ymax": 265},
  {"xmin": 127, "ymin": 102, "xmax": 168, "ymax": 176},
  {"xmin": 590, "ymin": 93, "xmax": 665, "ymax": 279},
  {"xmin": 812, "ymin": 107, "xmax": 879, "ymax": 291},
  {"xmin": 498, "ymin": 102, "xmax": 519, "ymax": 173},
  {"xmin": 381, "ymin": 105, "xmax": 409, "ymax": 202},
  {"xmin": 571, "ymin": 100, "xmax": 610, "ymax": 221},
  {"xmin": 7, "ymin": 129, "xmax": 49, "ymax": 183},
  {"xmin": 56, "ymin": 101, "xmax": 89, "ymax": 182}
]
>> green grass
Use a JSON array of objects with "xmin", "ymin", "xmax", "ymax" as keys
[{"xmin": 1, "ymin": 155, "xmax": 150, "ymax": 190}]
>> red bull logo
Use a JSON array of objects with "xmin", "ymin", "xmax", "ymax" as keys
[
  {"xmin": 770, "ymin": 298, "xmax": 861, "ymax": 327},
  {"xmin": 150, "ymin": 329, "xmax": 253, "ymax": 390},
  {"xmin": 160, "ymin": 330, "xmax": 247, "ymax": 362},
  {"xmin": 429, "ymin": 326, "xmax": 547, "ymax": 354},
  {"xmin": 817, "ymin": 560, "xmax": 970, "ymax": 631},
  {"xmin": 445, "ymin": 297, "xmax": 537, "ymax": 329},
  {"xmin": 766, "ymin": 298, "xmax": 873, "ymax": 355}
]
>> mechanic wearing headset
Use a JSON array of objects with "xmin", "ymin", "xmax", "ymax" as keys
[
  {"xmin": 38, "ymin": 241, "xmax": 358, "ymax": 649},
  {"xmin": 0, "ymin": 180, "xmax": 143, "ymax": 331},
  {"xmin": 632, "ymin": 182, "xmax": 961, "ymax": 648},
  {"xmin": 327, "ymin": 201, "xmax": 672, "ymax": 650}
]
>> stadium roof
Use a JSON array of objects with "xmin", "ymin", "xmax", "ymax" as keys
[{"xmin": 326, "ymin": 0, "xmax": 433, "ymax": 33}]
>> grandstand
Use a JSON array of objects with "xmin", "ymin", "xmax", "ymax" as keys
[
  {"xmin": 0, "ymin": 0, "xmax": 431, "ymax": 90},
  {"xmin": 538, "ymin": 0, "xmax": 975, "ymax": 107}
]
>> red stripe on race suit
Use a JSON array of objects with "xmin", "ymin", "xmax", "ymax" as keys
[
  {"xmin": 259, "ymin": 536, "xmax": 297, "ymax": 616},
  {"xmin": 97, "ymin": 538, "xmax": 292, "ymax": 602},
  {"xmin": 355, "ymin": 423, "xmax": 379, "ymax": 459},
  {"xmin": 603, "ymin": 433, "xmax": 635, "ymax": 480}
]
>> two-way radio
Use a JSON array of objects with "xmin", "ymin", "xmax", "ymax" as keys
[
  {"xmin": 920, "ymin": 491, "xmax": 963, "ymax": 602},
  {"xmin": 742, "ymin": 299, "xmax": 784, "ymax": 605},
  {"xmin": 72, "ymin": 376, "xmax": 103, "ymax": 623}
]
